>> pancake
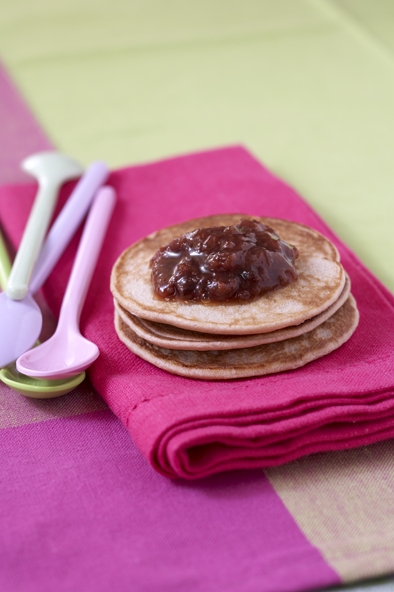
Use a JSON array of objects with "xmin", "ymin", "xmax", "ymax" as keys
[
  {"xmin": 114, "ymin": 295, "xmax": 359, "ymax": 380},
  {"xmin": 110, "ymin": 215, "xmax": 346, "ymax": 335},
  {"xmin": 114, "ymin": 274, "xmax": 351, "ymax": 351}
]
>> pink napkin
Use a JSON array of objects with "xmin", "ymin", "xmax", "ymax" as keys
[{"xmin": 2, "ymin": 146, "xmax": 394, "ymax": 480}]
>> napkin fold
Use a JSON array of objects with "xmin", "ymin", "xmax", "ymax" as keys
[{"xmin": 2, "ymin": 146, "xmax": 394, "ymax": 480}]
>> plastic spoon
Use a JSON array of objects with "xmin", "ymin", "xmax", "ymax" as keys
[
  {"xmin": 0, "ymin": 157, "xmax": 108, "ymax": 369},
  {"xmin": 0, "ymin": 152, "xmax": 83, "ymax": 368},
  {"xmin": 0, "ymin": 160, "xmax": 108, "ymax": 397},
  {"xmin": 17, "ymin": 186, "xmax": 116, "ymax": 380}
]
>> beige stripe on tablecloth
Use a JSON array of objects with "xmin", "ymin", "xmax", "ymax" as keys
[{"xmin": 266, "ymin": 441, "xmax": 394, "ymax": 582}]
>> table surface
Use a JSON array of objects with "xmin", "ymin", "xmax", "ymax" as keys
[{"xmin": 0, "ymin": 1, "xmax": 394, "ymax": 591}]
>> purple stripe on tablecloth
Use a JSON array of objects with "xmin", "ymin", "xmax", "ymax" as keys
[
  {"xmin": 0, "ymin": 410, "xmax": 340, "ymax": 592},
  {"xmin": 0, "ymin": 61, "xmax": 52, "ymax": 185}
]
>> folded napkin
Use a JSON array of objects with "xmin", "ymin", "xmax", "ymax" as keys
[{"xmin": 2, "ymin": 146, "xmax": 394, "ymax": 480}]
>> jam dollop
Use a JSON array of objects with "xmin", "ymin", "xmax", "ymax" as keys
[{"xmin": 150, "ymin": 219, "xmax": 299, "ymax": 302}]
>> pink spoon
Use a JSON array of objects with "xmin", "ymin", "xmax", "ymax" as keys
[
  {"xmin": 0, "ymin": 157, "xmax": 108, "ymax": 368},
  {"xmin": 17, "ymin": 186, "xmax": 116, "ymax": 380}
]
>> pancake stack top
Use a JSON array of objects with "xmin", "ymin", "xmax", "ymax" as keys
[{"xmin": 110, "ymin": 214, "xmax": 359, "ymax": 379}]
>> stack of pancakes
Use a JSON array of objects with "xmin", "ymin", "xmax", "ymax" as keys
[{"xmin": 110, "ymin": 214, "xmax": 359, "ymax": 380}]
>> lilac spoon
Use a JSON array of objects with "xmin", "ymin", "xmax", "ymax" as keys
[
  {"xmin": 17, "ymin": 186, "xmax": 116, "ymax": 380},
  {"xmin": 0, "ymin": 158, "xmax": 108, "ymax": 368}
]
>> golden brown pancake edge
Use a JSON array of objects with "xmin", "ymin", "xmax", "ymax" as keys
[{"xmin": 113, "ymin": 295, "xmax": 359, "ymax": 380}]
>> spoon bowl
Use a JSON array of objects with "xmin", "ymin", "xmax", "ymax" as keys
[
  {"xmin": 0, "ymin": 293, "xmax": 42, "ymax": 367},
  {"xmin": 17, "ymin": 333, "xmax": 99, "ymax": 380},
  {"xmin": 0, "ymin": 364, "xmax": 86, "ymax": 398}
]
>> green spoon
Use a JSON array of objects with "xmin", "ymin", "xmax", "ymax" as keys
[{"xmin": 0, "ymin": 227, "xmax": 86, "ymax": 398}]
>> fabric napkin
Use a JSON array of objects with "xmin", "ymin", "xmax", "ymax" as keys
[{"xmin": 2, "ymin": 146, "xmax": 394, "ymax": 480}]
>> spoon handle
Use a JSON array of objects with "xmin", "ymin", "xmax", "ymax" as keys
[
  {"xmin": 58, "ymin": 186, "xmax": 116, "ymax": 330},
  {"xmin": 5, "ymin": 180, "xmax": 60, "ymax": 300},
  {"xmin": 0, "ymin": 230, "xmax": 12, "ymax": 290},
  {"xmin": 6, "ymin": 152, "xmax": 83, "ymax": 301},
  {"xmin": 30, "ymin": 161, "xmax": 108, "ymax": 294}
]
